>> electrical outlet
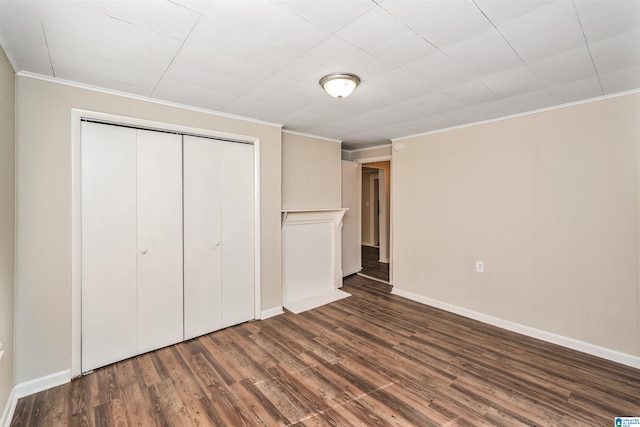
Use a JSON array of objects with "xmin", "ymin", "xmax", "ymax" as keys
[{"xmin": 475, "ymin": 261, "xmax": 484, "ymax": 273}]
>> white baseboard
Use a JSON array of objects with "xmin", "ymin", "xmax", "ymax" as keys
[
  {"xmin": 391, "ymin": 287, "xmax": 640, "ymax": 369},
  {"xmin": 1, "ymin": 369, "xmax": 70, "ymax": 427},
  {"xmin": 0, "ymin": 388, "xmax": 17, "ymax": 427},
  {"xmin": 261, "ymin": 306, "xmax": 284, "ymax": 320},
  {"xmin": 14, "ymin": 370, "xmax": 70, "ymax": 400}
]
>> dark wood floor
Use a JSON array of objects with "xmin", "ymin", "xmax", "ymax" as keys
[
  {"xmin": 11, "ymin": 275, "xmax": 640, "ymax": 426},
  {"xmin": 360, "ymin": 245, "xmax": 389, "ymax": 282}
]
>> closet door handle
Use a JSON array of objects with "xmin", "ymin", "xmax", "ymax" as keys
[
  {"xmin": 213, "ymin": 241, "xmax": 220, "ymax": 247},
  {"xmin": 140, "ymin": 248, "xmax": 148, "ymax": 255}
]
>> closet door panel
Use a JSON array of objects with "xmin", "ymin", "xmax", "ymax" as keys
[
  {"xmin": 221, "ymin": 141, "xmax": 255, "ymax": 327},
  {"xmin": 81, "ymin": 122, "xmax": 138, "ymax": 371},
  {"xmin": 136, "ymin": 130, "xmax": 184, "ymax": 353},
  {"xmin": 183, "ymin": 136, "xmax": 223, "ymax": 340}
]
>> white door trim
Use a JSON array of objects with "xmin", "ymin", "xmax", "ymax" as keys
[{"xmin": 70, "ymin": 109, "xmax": 261, "ymax": 378}]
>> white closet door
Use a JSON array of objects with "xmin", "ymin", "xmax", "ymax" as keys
[
  {"xmin": 136, "ymin": 130, "xmax": 184, "ymax": 353},
  {"xmin": 81, "ymin": 122, "xmax": 138, "ymax": 371},
  {"xmin": 183, "ymin": 136, "xmax": 222, "ymax": 340},
  {"xmin": 221, "ymin": 141, "xmax": 255, "ymax": 327}
]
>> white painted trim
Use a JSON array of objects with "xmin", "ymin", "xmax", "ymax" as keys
[
  {"xmin": 71, "ymin": 109, "xmax": 262, "ymax": 377},
  {"xmin": 261, "ymin": 306, "xmax": 284, "ymax": 320},
  {"xmin": 343, "ymin": 144, "xmax": 392, "ymax": 153},
  {"xmin": 254, "ymin": 138, "xmax": 262, "ymax": 323},
  {"xmin": 18, "ymin": 72, "xmax": 283, "ymax": 129},
  {"xmin": 282, "ymin": 129, "xmax": 342, "ymax": 144},
  {"xmin": 391, "ymin": 287, "xmax": 640, "ymax": 369},
  {"xmin": 392, "ymin": 88, "xmax": 640, "ymax": 142},
  {"xmin": 13, "ymin": 370, "xmax": 70, "ymax": 400},
  {"xmin": 0, "ymin": 387, "xmax": 17, "ymax": 427}
]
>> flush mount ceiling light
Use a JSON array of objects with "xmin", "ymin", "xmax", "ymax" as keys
[{"xmin": 319, "ymin": 72, "xmax": 361, "ymax": 99}]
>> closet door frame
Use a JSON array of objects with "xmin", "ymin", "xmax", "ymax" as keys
[{"xmin": 70, "ymin": 109, "xmax": 261, "ymax": 377}]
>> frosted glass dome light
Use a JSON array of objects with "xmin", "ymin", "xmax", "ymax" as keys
[{"xmin": 319, "ymin": 73, "xmax": 361, "ymax": 99}]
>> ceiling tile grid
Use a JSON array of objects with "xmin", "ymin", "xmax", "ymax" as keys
[{"xmin": 0, "ymin": 0, "xmax": 638, "ymax": 149}]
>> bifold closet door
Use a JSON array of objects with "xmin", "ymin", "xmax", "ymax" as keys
[
  {"xmin": 136, "ymin": 130, "xmax": 183, "ymax": 354},
  {"xmin": 221, "ymin": 141, "xmax": 254, "ymax": 327},
  {"xmin": 183, "ymin": 136, "xmax": 223, "ymax": 340},
  {"xmin": 183, "ymin": 136, "xmax": 254, "ymax": 339},
  {"xmin": 82, "ymin": 122, "xmax": 138, "ymax": 371},
  {"xmin": 82, "ymin": 123, "xmax": 183, "ymax": 371}
]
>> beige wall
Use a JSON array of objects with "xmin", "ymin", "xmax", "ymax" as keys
[
  {"xmin": 282, "ymin": 131, "xmax": 341, "ymax": 210},
  {"xmin": 393, "ymin": 93, "xmax": 640, "ymax": 357},
  {"xmin": 0, "ymin": 48, "xmax": 15, "ymax": 412},
  {"xmin": 14, "ymin": 75, "xmax": 282, "ymax": 383}
]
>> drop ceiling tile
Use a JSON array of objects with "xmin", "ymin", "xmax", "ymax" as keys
[
  {"xmin": 2, "ymin": 37, "xmax": 50, "ymax": 67},
  {"xmin": 336, "ymin": 6, "xmax": 408, "ymax": 53},
  {"xmin": 364, "ymin": 69, "xmax": 432, "ymax": 101},
  {"xmin": 575, "ymin": 0, "xmax": 640, "ymax": 42},
  {"xmin": 505, "ymin": 89, "xmax": 556, "ymax": 112},
  {"xmin": 547, "ymin": 75, "xmax": 603, "ymax": 104},
  {"xmin": 506, "ymin": 24, "xmax": 586, "ymax": 63},
  {"xmin": 203, "ymin": 0, "xmax": 330, "ymax": 54},
  {"xmin": 43, "ymin": 25, "xmax": 171, "ymax": 76},
  {"xmin": 53, "ymin": 60, "xmax": 156, "ymax": 96},
  {"xmin": 113, "ymin": 22, "xmax": 184, "ymax": 60},
  {"xmin": 589, "ymin": 29, "xmax": 640, "ymax": 74},
  {"xmin": 271, "ymin": 57, "xmax": 334, "ymax": 87},
  {"xmin": 442, "ymin": 28, "xmax": 523, "ymax": 77},
  {"xmin": 368, "ymin": 30, "xmax": 439, "ymax": 67},
  {"xmin": 411, "ymin": 1, "xmax": 493, "ymax": 48},
  {"xmin": 378, "ymin": 0, "xmax": 463, "ymax": 38},
  {"xmin": 443, "ymin": 79, "xmax": 500, "ymax": 104},
  {"xmin": 170, "ymin": 42, "xmax": 271, "ymax": 85},
  {"xmin": 599, "ymin": 65, "xmax": 640, "ymax": 94},
  {"xmin": 390, "ymin": 91, "xmax": 463, "ymax": 116},
  {"xmin": 441, "ymin": 106, "xmax": 485, "ymax": 125},
  {"xmin": 120, "ymin": 0, "xmax": 201, "ymax": 40},
  {"xmin": 496, "ymin": 1, "xmax": 579, "ymax": 47},
  {"xmin": 529, "ymin": 46, "xmax": 597, "ymax": 86},
  {"xmin": 187, "ymin": 15, "xmax": 295, "ymax": 69},
  {"xmin": 152, "ymin": 76, "xmax": 238, "ymax": 111},
  {"xmin": 481, "ymin": 66, "xmax": 544, "ymax": 97},
  {"xmin": 275, "ymin": 0, "xmax": 375, "ymax": 33},
  {"xmin": 401, "ymin": 51, "xmax": 475, "ymax": 90},
  {"xmin": 68, "ymin": 0, "xmax": 126, "ymax": 20},
  {"xmin": 473, "ymin": 0, "xmax": 556, "ymax": 26},
  {"xmin": 0, "ymin": 1, "xmax": 45, "ymax": 46},
  {"xmin": 303, "ymin": 35, "xmax": 394, "ymax": 78},
  {"xmin": 16, "ymin": 60, "xmax": 54, "ymax": 77},
  {"xmin": 37, "ymin": 1, "xmax": 122, "ymax": 44},
  {"xmin": 170, "ymin": 0, "xmax": 212, "ymax": 13},
  {"xmin": 472, "ymin": 98, "xmax": 519, "ymax": 120},
  {"xmin": 159, "ymin": 60, "xmax": 256, "ymax": 96},
  {"xmin": 50, "ymin": 48, "xmax": 161, "ymax": 93}
]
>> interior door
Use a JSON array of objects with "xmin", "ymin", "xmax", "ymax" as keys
[
  {"xmin": 81, "ymin": 122, "xmax": 138, "ymax": 371},
  {"xmin": 183, "ymin": 135, "xmax": 223, "ymax": 340},
  {"xmin": 136, "ymin": 129, "xmax": 184, "ymax": 354},
  {"xmin": 221, "ymin": 141, "xmax": 255, "ymax": 327},
  {"xmin": 341, "ymin": 160, "xmax": 362, "ymax": 276}
]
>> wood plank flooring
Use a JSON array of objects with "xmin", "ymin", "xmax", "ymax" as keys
[
  {"xmin": 360, "ymin": 246, "xmax": 389, "ymax": 282},
  {"xmin": 11, "ymin": 275, "xmax": 640, "ymax": 426}
]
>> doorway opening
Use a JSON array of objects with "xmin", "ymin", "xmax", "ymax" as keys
[{"xmin": 359, "ymin": 161, "xmax": 390, "ymax": 283}]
